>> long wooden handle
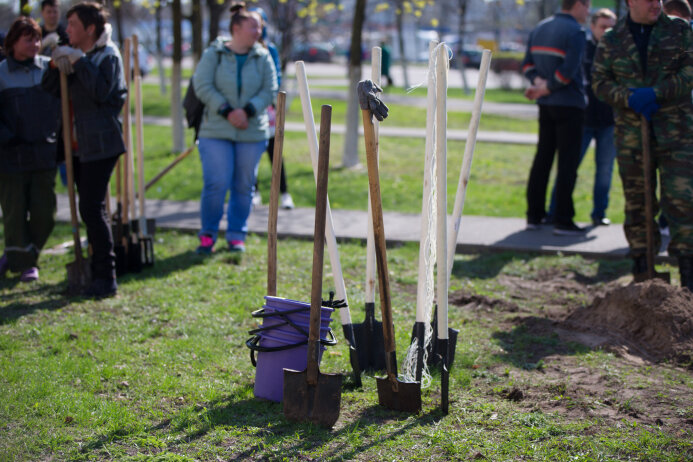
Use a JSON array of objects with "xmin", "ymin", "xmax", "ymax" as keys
[
  {"xmin": 267, "ymin": 91, "xmax": 287, "ymax": 296},
  {"xmin": 121, "ymin": 38, "xmax": 131, "ymax": 225},
  {"xmin": 365, "ymin": 47, "xmax": 382, "ymax": 305},
  {"xmin": 641, "ymin": 115, "xmax": 655, "ymax": 279},
  {"xmin": 144, "ymin": 144, "xmax": 196, "ymax": 191},
  {"xmin": 60, "ymin": 71, "xmax": 82, "ymax": 259},
  {"xmin": 307, "ymin": 105, "xmax": 331, "ymax": 383},
  {"xmin": 362, "ymin": 108, "xmax": 395, "ymax": 355},
  {"xmin": 435, "ymin": 44, "xmax": 449, "ymax": 341},
  {"xmin": 135, "ymin": 72, "xmax": 146, "ymax": 234}
]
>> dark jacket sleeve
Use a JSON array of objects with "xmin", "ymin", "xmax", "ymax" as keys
[{"xmin": 72, "ymin": 54, "xmax": 125, "ymax": 105}]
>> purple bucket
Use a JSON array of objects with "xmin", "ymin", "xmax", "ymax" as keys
[{"xmin": 253, "ymin": 329, "xmax": 326, "ymax": 402}]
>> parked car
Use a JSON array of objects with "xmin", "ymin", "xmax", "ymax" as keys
[
  {"xmin": 457, "ymin": 45, "xmax": 483, "ymax": 69},
  {"xmin": 291, "ymin": 43, "xmax": 334, "ymax": 63}
]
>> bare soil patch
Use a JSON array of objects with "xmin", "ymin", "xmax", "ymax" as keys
[{"xmin": 450, "ymin": 274, "xmax": 693, "ymax": 431}]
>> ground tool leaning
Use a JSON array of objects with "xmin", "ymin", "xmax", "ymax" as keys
[
  {"xmin": 283, "ymin": 105, "xmax": 342, "ymax": 428},
  {"xmin": 352, "ymin": 47, "xmax": 386, "ymax": 373},
  {"xmin": 132, "ymin": 34, "xmax": 154, "ymax": 267},
  {"xmin": 634, "ymin": 115, "xmax": 670, "ymax": 283},
  {"xmin": 296, "ymin": 61, "xmax": 361, "ymax": 386},
  {"xmin": 60, "ymin": 70, "xmax": 91, "ymax": 294},
  {"xmin": 359, "ymin": 79, "xmax": 422, "ymax": 413},
  {"xmin": 266, "ymin": 92, "xmax": 287, "ymax": 298}
]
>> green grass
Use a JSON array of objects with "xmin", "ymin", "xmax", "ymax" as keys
[
  {"xmin": 1, "ymin": 227, "xmax": 689, "ymax": 460},
  {"xmin": 78, "ymin": 123, "xmax": 623, "ymax": 225}
]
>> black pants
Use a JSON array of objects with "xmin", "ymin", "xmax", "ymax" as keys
[
  {"xmin": 74, "ymin": 155, "xmax": 119, "ymax": 280},
  {"xmin": 255, "ymin": 136, "xmax": 288, "ymax": 194},
  {"xmin": 527, "ymin": 105, "xmax": 584, "ymax": 225}
]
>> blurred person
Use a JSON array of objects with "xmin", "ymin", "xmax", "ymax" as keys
[
  {"xmin": 192, "ymin": 1, "xmax": 277, "ymax": 254},
  {"xmin": 0, "ymin": 16, "xmax": 60, "ymax": 282},
  {"xmin": 380, "ymin": 41, "xmax": 393, "ymax": 87},
  {"xmin": 249, "ymin": 6, "xmax": 294, "ymax": 210},
  {"xmin": 42, "ymin": 1, "xmax": 127, "ymax": 298},
  {"xmin": 522, "ymin": 0, "xmax": 591, "ymax": 235},
  {"xmin": 592, "ymin": 0, "xmax": 693, "ymax": 288},
  {"xmin": 663, "ymin": 0, "xmax": 692, "ymax": 20},
  {"xmin": 39, "ymin": 0, "xmax": 68, "ymax": 55},
  {"xmin": 548, "ymin": 8, "xmax": 617, "ymax": 227}
]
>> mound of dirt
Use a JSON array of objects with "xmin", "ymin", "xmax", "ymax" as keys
[{"xmin": 564, "ymin": 280, "xmax": 693, "ymax": 362}]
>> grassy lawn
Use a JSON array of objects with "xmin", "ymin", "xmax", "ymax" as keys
[{"xmin": 1, "ymin": 225, "xmax": 690, "ymax": 460}]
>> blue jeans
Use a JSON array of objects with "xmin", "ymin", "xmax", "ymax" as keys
[
  {"xmin": 198, "ymin": 137, "xmax": 267, "ymax": 242},
  {"xmin": 548, "ymin": 124, "xmax": 616, "ymax": 221}
]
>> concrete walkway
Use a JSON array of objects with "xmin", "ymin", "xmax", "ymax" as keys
[{"xmin": 54, "ymin": 195, "xmax": 633, "ymax": 260}]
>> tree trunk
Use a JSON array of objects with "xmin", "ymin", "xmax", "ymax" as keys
[
  {"xmin": 113, "ymin": 4, "xmax": 125, "ymax": 44},
  {"xmin": 457, "ymin": 0, "xmax": 469, "ymax": 94},
  {"xmin": 395, "ymin": 7, "xmax": 409, "ymax": 89},
  {"xmin": 156, "ymin": 4, "xmax": 166, "ymax": 95},
  {"xmin": 342, "ymin": 0, "xmax": 367, "ymax": 168},
  {"xmin": 191, "ymin": 0, "xmax": 203, "ymax": 64},
  {"xmin": 207, "ymin": 0, "xmax": 227, "ymax": 43},
  {"xmin": 171, "ymin": 0, "xmax": 185, "ymax": 152}
]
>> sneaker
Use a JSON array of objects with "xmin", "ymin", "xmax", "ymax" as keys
[
  {"xmin": 592, "ymin": 217, "xmax": 611, "ymax": 227},
  {"xmin": 0, "ymin": 253, "xmax": 8, "ymax": 277},
  {"xmin": 526, "ymin": 217, "xmax": 546, "ymax": 230},
  {"xmin": 252, "ymin": 191, "xmax": 262, "ymax": 207},
  {"xmin": 280, "ymin": 192, "xmax": 295, "ymax": 210},
  {"xmin": 196, "ymin": 234, "xmax": 215, "ymax": 255},
  {"xmin": 83, "ymin": 278, "xmax": 117, "ymax": 298},
  {"xmin": 228, "ymin": 240, "xmax": 246, "ymax": 253},
  {"xmin": 553, "ymin": 222, "xmax": 587, "ymax": 236},
  {"xmin": 20, "ymin": 267, "xmax": 39, "ymax": 282}
]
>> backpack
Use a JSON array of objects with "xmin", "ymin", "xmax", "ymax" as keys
[{"xmin": 183, "ymin": 50, "xmax": 222, "ymax": 140}]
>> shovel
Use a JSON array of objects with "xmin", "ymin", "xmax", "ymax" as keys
[
  {"xmin": 634, "ymin": 115, "xmax": 670, "ymax": 283},
  {"xmin": 352, "ymin": 48, "xmax": 386, "ymax": 374},
  {"xmin": 360, "ymin": 86, "xmax": 421, "ymax": 413},
  {"xmin": 60, "ymin": 71, "xmax": 91, "ymax": 294},
  {"xmin": 296, "ymin": 62, "xmax": 361, "ymax": 386},
  {"xmin": 283, "ymin": 105, "xmax": 342, "ymax": 428},
  {"xmin": 267, "ymin": 92, "xmax": 287, "ymax": 297},
  {"xmin": 133, "ymin": 35, "xmax": 154, "ymax": 267},
  {"xmin": 112, "ymin": 158, "xmax": 128, "ymax": 275}
]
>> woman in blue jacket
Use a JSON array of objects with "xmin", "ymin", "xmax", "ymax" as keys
[
  {"xmin": 0, "ymin": 16, "xmax": 60, "ymax": 283},
  {"xmin": 42, "ymin": 1, "xmax": 126, "ymax": 298},
  {"xmin": 193, "ymin": 1, "xmax": 277, "ymax": 254}
]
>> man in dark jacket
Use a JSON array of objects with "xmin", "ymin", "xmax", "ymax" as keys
[
  {"xmin": 42, "ymin": 2, "xmax": 126, "ymax": 298},
  {"xmin": 592, "ymin": 0, "xmax": 693, "ymax": 288},
  {"xmin": 39, "ymin": 0, "xmax": 68, "ymax": 55},
  {"xmin": 522, "ymin": 0, "xmax": 591, "ymax": 235}
]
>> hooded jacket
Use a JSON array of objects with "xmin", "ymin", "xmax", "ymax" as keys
[
  {"xmin": 193, "ymin": 38, "xmax": 277, "ymax": 142},
  {"xmin": 42, "ymin": 24, "xmax": 127, "ymax": 162},
  {"xmin": 0, "ymin": 55, "xmax": 60, "ymax": 173}
]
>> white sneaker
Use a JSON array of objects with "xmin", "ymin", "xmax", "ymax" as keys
[
  {"xmin": 281, "ymin": 192, "xmax": 295, "ymax": 210},
  {"xmin": 252, "ymin": 191, "xmax": 262, "ymax": 207}
]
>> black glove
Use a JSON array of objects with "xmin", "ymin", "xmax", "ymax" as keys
[{"xmin": 357, "ymin": 79, "xmax": 388, "ymax": 121}]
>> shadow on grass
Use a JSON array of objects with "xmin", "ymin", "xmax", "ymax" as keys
[
  {"xmin": 451, "ymin": 251, "xmax": 632, "ymax": 281},
  {"xmin": 491, "ymin": 318, "xmax": 591, "ymax": 371},
  {"xmin": 116, "ymin": 249, "xmax": 211, "ymax": 285},
  {"xmin": 0, "ymin": 281, "xmax": 69, "ymax": 324}
]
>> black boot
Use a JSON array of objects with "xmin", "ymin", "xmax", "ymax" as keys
[
  {"xmin": 679, "ymin": 256, "xmax": 693, "ymax": 292},
  {"xmin": 632, "ymin": 255, "xmax": 647, "ymax": 277}
]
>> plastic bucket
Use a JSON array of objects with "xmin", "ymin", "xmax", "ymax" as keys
[{"xmin": 253, "ymin": 330, "xmax": 326, "ymax": 402}]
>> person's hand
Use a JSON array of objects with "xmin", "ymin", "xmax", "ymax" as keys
[
  {"xmin": 524, "ymin": 84, "xmax": 550, "ymax": 100},
  {"xmin": 628, "ymin": 87, "xmax": 657, "ymax": 114},
  {"xmin": 641, "ymin": 101, "xmax": 660, "ymax": 121},
  {"xmin": 357, "ymin": 79, "xmax": 388, "ymax": 121},
  {"xmin": 41, "ymin": 32, "xmax": 60, "ymax": 53},
  {"xmin": 227, "ymin": 108, "xmax": 249, "ymax": 130}
]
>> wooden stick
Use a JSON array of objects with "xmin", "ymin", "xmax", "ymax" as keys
[
  {"xmin": 267, "ymin": 92, "xmax": 286, "ymax": 296},
  {"xmin": 435, "ymin": 44, "xmax": 449, "ymax": 343}
]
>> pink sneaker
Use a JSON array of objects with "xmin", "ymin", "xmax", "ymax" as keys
[
  {"xmin": 20, "ymin": 267, "xmax": 39, "ymax": 282},
  {"xmin": 228, "ymin": 240, "xmax": 246, "ymax": 253},
  {"xmin": 196, "ymin": 234, "xmax": 215, "ymax": 255}
]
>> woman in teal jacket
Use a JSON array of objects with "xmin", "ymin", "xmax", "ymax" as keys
[{"xmin": 193, "ymin": 1, "xmax": 277, "ymax": 254}]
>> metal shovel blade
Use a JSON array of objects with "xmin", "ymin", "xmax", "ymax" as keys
[
  {"xmin": 352, "ymin": 302, "xmax": 386, "ymax": 372},
  {"xmin": 283, "ymin": 368, "xmax": 343, "ymax": 427},
  {"xmin": 66, "ymin": 258, "xmax": 91, "ymax": 295},
  {"xmin": 376, "ymin": 374, "xmax": 422, "ymax": 413}
]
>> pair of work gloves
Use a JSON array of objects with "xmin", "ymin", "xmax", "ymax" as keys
[
  {"xmin": 628, "ymin": 87, "xmax": 659, "ymax": 121},
  {"xmin": 50, "ymin": 45, "xmax": 84, "ymax": 75},
  {"xmin": 357, "ymin": 80, "xmax": 389, "ymax": 121}
]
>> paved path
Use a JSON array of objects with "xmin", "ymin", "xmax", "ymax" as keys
[{"xmin": 53, "ymin": 195, "xmax": 634, "ymax": 260}]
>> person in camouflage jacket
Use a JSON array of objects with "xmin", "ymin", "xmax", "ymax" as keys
[{"xmin": 592, "ymin": 0, "xmax": 693, "ymax": 290}]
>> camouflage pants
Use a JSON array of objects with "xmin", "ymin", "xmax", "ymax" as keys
[{"xmin": 617, "ymin": 140, "xmax": 693, "ymax": 257}]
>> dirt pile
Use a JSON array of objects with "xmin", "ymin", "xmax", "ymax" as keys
[{"xmin": 564, "ymin": 280, "xmax": 693, "ymax": 362}]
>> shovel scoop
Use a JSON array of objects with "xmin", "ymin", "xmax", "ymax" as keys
[{"xmin": 283, "ymin": 105, "xmax": 342, "ymax": 427}]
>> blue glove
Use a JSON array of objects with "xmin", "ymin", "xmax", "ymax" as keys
[
  {"xmin": 628, "ymin": 87, "xmax": 657, "ymax": 114},
  {"xmin": 641, "ymin": 101, "xmax": 660, "ymax": 121}
]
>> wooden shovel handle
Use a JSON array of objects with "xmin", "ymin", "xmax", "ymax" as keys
[
  {"xmin": 144, "ymin": 144, "xmax": 195, "ymax": 191},
  {"xmin": 307, "ymin": 105, "xmax": 331, "ymax": 383},
  {"xmin": 361, "ymin": 109, "xmax": 395, "ymax": 355},
  {"xmin": 59, "ymin": 71, "xmax": 83, "ymax": 260},
  {"xmin": 641, "ymin": 115, "xmax": 655, "ymax": 279},
  {"xmin": 267, "ymin": 91, "xmax": 287, "ymax": 296}
]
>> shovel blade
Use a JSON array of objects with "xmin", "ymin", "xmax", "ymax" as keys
[
  {"xmin": 352, "ymin": 306, "xmax": 386, "ymax": 372},
  {"xmin": 140, "ymin": 236, "xmax": 155, "ymax": 267},
  {"xmin": 66, "ymin": 259, "xmax": 91, "ymax": 295},
  {"xmin": 376, "ymin": 376, "xmax": 421, "ymax": 413},
  {"xmin": 283, "ymin": 368, "xmax": 342, "ymax": 427}
]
